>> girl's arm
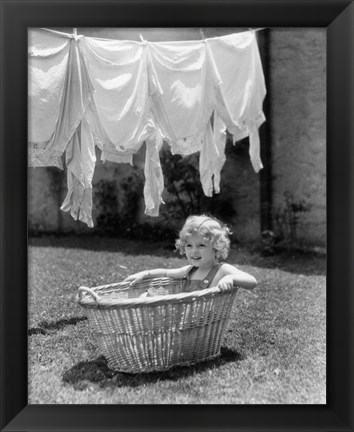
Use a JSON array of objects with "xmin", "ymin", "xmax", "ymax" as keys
[
  {"xmin": 217, "ymin": 263, "xmax": 257, "ymax": 291},
  {"xmin": 124, "ymin": 266, "xmax": 191, "ymax": 286}
]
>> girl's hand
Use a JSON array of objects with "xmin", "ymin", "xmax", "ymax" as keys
[
  {"xmin": 217, "ymin": 275, "xmax": 235, "ymax": 291},
  {"xmin": 124, "ymin": 272, "xmax": 146, "ymax": 286}
]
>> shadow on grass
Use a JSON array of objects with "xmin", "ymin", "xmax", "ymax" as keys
[
  {"xmin": 62, "ymin": 347, "xmax": 242, "ymax": 391},
  {"xmin": 28, "ymin": 317, "xmax": 88, "ymax": 336}
]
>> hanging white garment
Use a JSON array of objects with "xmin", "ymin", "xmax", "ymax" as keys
[
  {"xmin": 28, "ymin": 29, "xmax": 97, "ymax": 225},
  {"xmin": 28, "ymin": 28, "xmax": 266, "ymax": 227},
  {"xmin": 29, "ymin": 30, "xmax": 95, "ymax": 164},
  {"xmin": 79, "ymin": 37, "xmax": 168, "ymax": 213},
  {"xmin": 80, "ymin": 37, "xmax": 152, "ymax": 159},
  {"xmin": 208, "ymin": 31, "xmax": 266, "ymax": 172},
  {"xmin": 28, "ymin": 29, "xmax": 71, "ymax": 169},
  {"xmin": 199, "ymin": 121, "xmax": 220, "ymax": 197},
  {"xmin": 199, "ymin": 113, "xmax": 227, "ymax": 196},
  {"xmin": 144, "ymin": 127, "xmax": 165, "ymax": 216},
  {"xmin": 146, "ymin": 40, "xmax": 221, "ymax": 156},
  {"xmin": 60, "ymin": 117, "xmax": 96, "ymax": 227}
]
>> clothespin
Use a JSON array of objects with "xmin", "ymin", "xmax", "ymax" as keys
[
  {"xmin": 72, "ymin": 28, "xmax": 80, "ymax": 41},
  {"xmin": 249, "ymin": 27, "xmax": 267, "ymax": 32},
  {"xmin": 248, "ymin": 27, "xmax": 268, "ymax": 40}
]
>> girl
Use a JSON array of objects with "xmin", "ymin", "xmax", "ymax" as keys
[{"xmin": 124, "ymin": 215, "xmax": 257, "ymax": 292}]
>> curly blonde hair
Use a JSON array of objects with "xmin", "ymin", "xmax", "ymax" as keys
[{"xmin": 175, "ymin": 215, "xmax": 232, "ymax": 261}]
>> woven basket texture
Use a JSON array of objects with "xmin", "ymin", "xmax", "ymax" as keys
[{"xmin": 78, "ymin": 277, "xmax": 238, "ymax": 373}]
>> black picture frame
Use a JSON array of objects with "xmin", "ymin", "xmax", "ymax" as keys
[{"xmin": 1, "ymin": 0, "xmax": 353, "ymax": 431}]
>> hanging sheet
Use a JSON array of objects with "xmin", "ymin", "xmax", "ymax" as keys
[{"xmin": 28, "ymin": 28, "xmax": 266, "ymax": 227}]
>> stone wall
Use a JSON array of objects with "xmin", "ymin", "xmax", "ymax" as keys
[{"xmin": 269, "ymin": 28, "xmax": 326, "ymax": 248}]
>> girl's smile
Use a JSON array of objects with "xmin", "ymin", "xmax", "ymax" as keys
[{"xmin": 184, "ymin": 233, "xmax": 217, "ymax": 269}]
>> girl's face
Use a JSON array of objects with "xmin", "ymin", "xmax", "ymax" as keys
[{"xmin": 184, "ymin": 232, "xmax": 217, "ymax": 269}]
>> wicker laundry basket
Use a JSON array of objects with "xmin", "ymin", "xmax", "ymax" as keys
[{"xmin": 78, "ymin": 277, "xmax": 239, "ymax": 373}]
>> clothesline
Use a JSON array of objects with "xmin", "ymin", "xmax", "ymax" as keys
[{"xmin": 40, "ymin": 27, "xmax": 269, "ymax": 42}]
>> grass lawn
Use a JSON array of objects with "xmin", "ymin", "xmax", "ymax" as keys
[{"xmin": 28, "ymin": 235, "xmax": 326, "ymax": 404}]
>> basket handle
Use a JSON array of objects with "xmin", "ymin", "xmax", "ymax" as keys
[{"xmin": 78, "ymin": 286, "xmax": 100, "ymax": 304}]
